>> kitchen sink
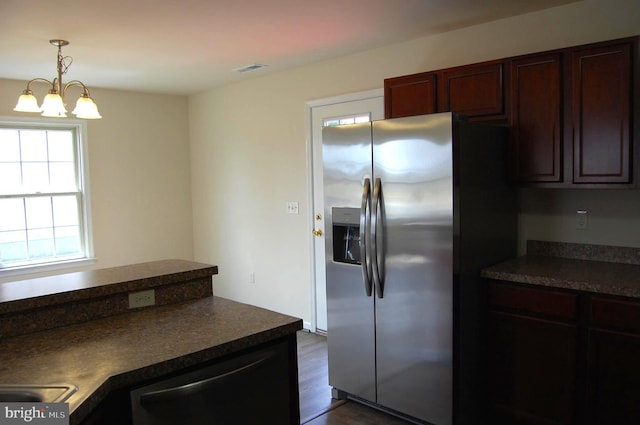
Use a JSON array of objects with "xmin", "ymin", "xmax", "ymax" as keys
[
  {"xmin": 0, "ymin": 390, "xmax": 43, "ymax": 402},
  {"xmin": 0, "ymin": 384, "xmax": 77, "ymax": 403}
]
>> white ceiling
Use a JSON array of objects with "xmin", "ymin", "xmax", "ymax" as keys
[{"xmin": 0, "ymin": 0, "xmax": 577, "ymax": 96}]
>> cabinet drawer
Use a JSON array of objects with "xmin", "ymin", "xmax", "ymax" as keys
[
  {"xmin": 590, "ymin": 296, "xmax": 640, "ymax": 333},
  {"xmin": 488, "ymin": 282, "xmax": 577, "ymax": 320}
]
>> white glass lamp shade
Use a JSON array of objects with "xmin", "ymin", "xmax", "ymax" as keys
[
  {"xmin": 14, "ymin": 91, "xmax": 41, "ymax": 113},
  {"xmin": 72, "ymin": 94, "xmax": 102, "ymax": 119},
  {"xmin": 40, "ymin": 92, "xmax": 67, "ymax": 117}
]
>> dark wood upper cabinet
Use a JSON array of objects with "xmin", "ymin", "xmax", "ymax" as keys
[
  {"xmin": 384, "ymin": 72, "xmax": 437, "ymax": 119},
  {"xmin": 384, "ymin": 36, "xmax": 638, "ymax": 188},
  {"xmin": 571, "ymin": 42, "xmax": 633, "ymax": 184},
  {"xmin": 510, "ymin": 39, "xmax": 635, "ymax": 186},
  {"xmin": 510, "ymin": 53, "xmax": 563, "ymax": 183},
  {"xmin": 438, "ymin": 60, "xmax": 506, "ymax": 120},
  {"xmin": 384, "ymin": 61, "xmax": 506, "ymax": 121}
]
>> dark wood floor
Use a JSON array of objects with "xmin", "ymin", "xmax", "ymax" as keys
[{"xmin": 297, "ymin": 331, "xmax": 413, "ymax": 425}]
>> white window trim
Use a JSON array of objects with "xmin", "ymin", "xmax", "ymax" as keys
[{"xmin": 0, "ymin": 115, "xmax": 96, "ymax": 278}]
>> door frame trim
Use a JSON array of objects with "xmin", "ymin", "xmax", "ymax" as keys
[{"xmin": 304, "ymin": 88, "xmax": 384, "ymax": 332}]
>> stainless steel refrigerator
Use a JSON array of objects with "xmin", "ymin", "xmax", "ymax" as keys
[{"xmin": 322, "ymin": 112, "xmax": 516, "ymax": 425}]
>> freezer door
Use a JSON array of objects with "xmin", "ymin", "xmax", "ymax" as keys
[
  {"xmin": 322, "ymin": 123, "xmax": 376, "ymax": 403},
  {"xmin": 372, "ymin": 113, "xmax": 454, "ymax": 424}
]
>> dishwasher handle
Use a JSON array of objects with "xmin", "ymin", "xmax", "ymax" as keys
[{"xmin": 139, "ymin": 351, "xmax": 274, "ymax": 405}]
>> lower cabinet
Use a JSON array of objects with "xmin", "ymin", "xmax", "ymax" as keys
[
  {"xmin": 586, "ymin": 329, "xmax": 640, "ymax": 425},
  {"xmin": 488, "ymin": 312, "xmax": 577, "ymax": 424},
  {"xmin": 585, "ymin": 296, "xmax": 640, "ymax": 425},
  {"xmin": 487, "ymin": 282, "xmax": 578, "ymax": 425},
  {"xmin": 487, "ymin": 281, "xmax": 640, "ymax": 425}
]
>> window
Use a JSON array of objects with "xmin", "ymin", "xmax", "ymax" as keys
[
  {"xmin": 323, "ymin": 113, "xmax": 371, "ymax": 127},
  {"xmin": 0, "ymin": 118, "xmax": 94, "ymax": 276}
]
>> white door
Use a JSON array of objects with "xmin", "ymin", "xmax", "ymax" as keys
[{"xmin": 308, "ymin": 90, "xmax": 384, "ymax": 332}]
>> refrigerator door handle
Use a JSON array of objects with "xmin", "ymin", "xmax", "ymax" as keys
[
  {"xmin": 360, "ymin": 178, "xmax": 373, "ymax": 296},
  {"xmin": 371, "ymin": 177, "xmax": 385, "ymax": 298}
]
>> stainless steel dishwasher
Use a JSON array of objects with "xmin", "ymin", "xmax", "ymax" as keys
[{"xmin": 130, "ymin": 340, "xmax": 293, "ymax": 425}]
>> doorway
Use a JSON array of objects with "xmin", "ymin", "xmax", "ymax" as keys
[{"xmin": 306, "ymin": 90, "xmax": 384, "ymax": 333}]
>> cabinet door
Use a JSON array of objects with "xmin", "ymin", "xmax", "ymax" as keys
[
  {"xmin": 510, "ymin": 53, "xmax": 563, "ymax": 182},
  {"xmin": 585, "ymin": 296, "xmax": 640, "ymax": 424},
  {"xmin": 571, "ymin": 42, "xmax": 632, "ymax": 183},
  {"xmin": 586, "ymin": 329, "xmax": 640, "ymax": 425},
  {"xmin": 438, "ymin": 61, "xmax": 506, "ymax": 119},
  {"xmin": 488, "ymin": 311, "xmax": 577, "ymax": 425},
  {"xmin": 384, "ymin": 72, "xmax": 437, "ymax": 118}
]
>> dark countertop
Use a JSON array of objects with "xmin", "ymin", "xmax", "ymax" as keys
[
  {"xmin": 482, "ymin": 241, "xmax": 640, "ymax": 299},
  {"xmin": 0, "ymin": 259, "xmax": 218, "ymax": 314},
  {"xmin": 1, "ymin": 260, "xmax": 220, "ymax": 338},
  {"xmin": 0, "ymin": 296, "xmax": 302, "ymax": 425}
]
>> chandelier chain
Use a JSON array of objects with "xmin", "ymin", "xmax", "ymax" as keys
[{"xmin": 56, "ymin": 44, "xmax": 73, "ymax": 80}]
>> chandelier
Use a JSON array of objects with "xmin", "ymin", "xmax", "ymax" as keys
[{"xmin": 13, "ymin": 39, "xmax": 102, "ymax": 119}]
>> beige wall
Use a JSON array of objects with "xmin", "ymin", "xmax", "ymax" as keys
[
  {"xmin": 0, "ymin": 79, "xmax": 194, "ymax": 283},
  {"xmin": 189, "ymin": 0, "xmax": 640, "ymax": 326}
]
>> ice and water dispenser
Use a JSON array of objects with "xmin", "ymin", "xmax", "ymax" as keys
[{"xmin": 331, "ymin": 207, "xmax": 361, "ymax": 265}]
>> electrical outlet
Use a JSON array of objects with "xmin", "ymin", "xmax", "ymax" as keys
[
  {"xmin": 287, "ymin": 202, "xmax": 299, "ymax": 214},
  {"xmin": 249, "ymin": 272, "xmax": 256, "ymax": 284},
  {"xmin": 128, "ymin": 289, "xmax": 156, "ymax": 309}
]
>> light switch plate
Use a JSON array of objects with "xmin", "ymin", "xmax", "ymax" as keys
[{"xmin": 576, "ymin": 210, "xmax": 588, "ymax": 230}]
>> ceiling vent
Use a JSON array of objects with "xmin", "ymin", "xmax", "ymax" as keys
[{"xmin": 233, "ymin": 64, "xmax": 268, "ymax": 74}]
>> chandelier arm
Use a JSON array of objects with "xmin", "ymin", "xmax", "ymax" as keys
[
  {"xmin": 24, "ymin": 78, "xmax": 55, "ymax": 93},
  {"xmin": 62, "ymin": 80, "xmax": 91, "ymax": 98}
]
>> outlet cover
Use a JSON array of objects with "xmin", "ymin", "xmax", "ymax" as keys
[
  {"xmin": 287, "ymin": 202, "xmax": 299, "ymax": 214},
  {"xmin": 128, "ymin": 289, "xmax": 156, "ymax": 309}
]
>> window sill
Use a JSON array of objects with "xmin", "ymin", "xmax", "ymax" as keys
[{"xmin": 0, "ymin": 257, "xmax": 97, "ymax": 280}]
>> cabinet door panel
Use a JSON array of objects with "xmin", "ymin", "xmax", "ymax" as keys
[
  {"xmin": 384, "ymin": 72, "xmax": 437, "ymax": 118},
  {"xmin": 489, "ymin": 281, "xmax": 576, "ymax": 319},
  {"xmin": 510, "ymin": 54, "xmax": 563, "ymax": 182},
  {"xmin": 572, "ymin": 43, "xmax": 632, "ymax": 183},
  {"xmin": 488, "ymin": 311, "xmax": 577, "ymax": 425},
  {"xmin": 439, "ymin": 61, "xmax": 505, "ymax": 118},
  {"xmin": 590, "ymin": 296, "xmax": 640, "ymax": 333},
  {"xmin": 586, "ymin": 330, "xmax": 640, "ymax": 425}
]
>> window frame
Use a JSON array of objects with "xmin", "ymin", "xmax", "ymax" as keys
[
  {"xmin": 0, "ymin": 116, "xmax": 95, "ymax": 278},
  {"xmin": 323, "ymin": 113, "xmax": 372, "ymax": 127}
]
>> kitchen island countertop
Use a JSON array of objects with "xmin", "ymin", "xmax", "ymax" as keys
[
  {"xmin": 0, "ymin": 260, "xmax": 219, "ymax": 338},
  {"xmin": 0, "ymin": 295, "xmax": 302, "ymax": 424}
]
